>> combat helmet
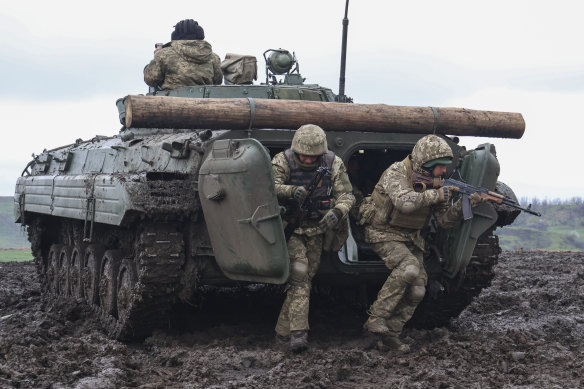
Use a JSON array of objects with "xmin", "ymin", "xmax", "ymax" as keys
[
  {"xmin": 411, "ymin": 135, "xmax": 453, "ymax": 173},
  {"xmin": 291, "ymin": 124, "xmax": 328, "ymax": 156}
]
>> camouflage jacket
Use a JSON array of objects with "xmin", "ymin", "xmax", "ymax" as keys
[
  {"xmin": 360, "ymin": 156, "xmax": 463, "ymax": 248},
  {"xmin": 272, "ymin": 151, "xmax": 355, "ymax": 236},
  {"xmin": 144, "ymin": 40, "xmax": 223, "ymax": 89}
]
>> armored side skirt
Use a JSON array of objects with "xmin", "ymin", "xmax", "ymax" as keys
[{"xmin": 15, "ymin": 173, "xmax": 198, "ymax": 226}]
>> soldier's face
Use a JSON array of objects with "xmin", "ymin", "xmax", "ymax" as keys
[
  {"xmin": 298, "ymin": 154, "xmax": 318, "ymax": 164},
  {"xmin": 432, "ymin": 164, "xmax": 448, "ymax": 177}
]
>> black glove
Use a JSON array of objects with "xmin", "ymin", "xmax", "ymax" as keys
[
  {"xmin": 318, "ymin": 209, "xmax": 342, "ymax": 231},
  {"xmin": 293, "ymin": 186, "xmax": 308, "ymax": 203},
  {"xmin": 437, "ymin": 185, "xmax": 458, "ymax": 203}
]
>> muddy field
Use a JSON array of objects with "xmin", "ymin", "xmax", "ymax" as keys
[{"xmin": 1, "ymin": 250, "xmax": 583, "ymax": 388}]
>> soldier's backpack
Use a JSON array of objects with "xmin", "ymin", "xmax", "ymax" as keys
[{"xmin": 221, "ymin": 54, "xmax": 257, "ymax": 85}]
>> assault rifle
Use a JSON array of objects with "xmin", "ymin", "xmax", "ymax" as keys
[
  {"xmin": 284, "ymin": 166, "xmax": 332, "ymax": 240},
  {"xmin": 412, "ymin": 172, "xmax": 541, "ymax": 220}
]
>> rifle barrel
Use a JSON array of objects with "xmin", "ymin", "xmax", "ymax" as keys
[{"xmin": 445, "ymin": 178, "xmax": 541, "ymax": 217}]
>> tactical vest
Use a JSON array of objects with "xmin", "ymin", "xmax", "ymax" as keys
[
  {"xmin": 284, "ymin": 149, "xmax": 334, "ymax": 220},
  {"xmin": 371, "ymin": 157, "xmax": 431, "ymax": 230}
]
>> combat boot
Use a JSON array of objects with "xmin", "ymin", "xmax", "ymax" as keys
[
  {"xmin": 289, "ymin": 330, "xmax": 308, "ymax": 352},
  {"xmin": 275, "ymin": 333, "xmax": 290, "ymax": 345},
  {"xmin": 378, "ymin": 335, "xmax": 410, "ymax": 353},
  {"xmin": 363, "ymin": 316, "xmax": 390, "ymax": 335}
]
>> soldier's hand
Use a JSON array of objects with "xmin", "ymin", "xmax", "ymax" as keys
[
  {"xmin": 293, "ymin": 186, "xmax": 308, "ymax": 203},
  {"xmin": 437, "ymin": 186, "xmax": 458, "ymax": 203},
  {"xmin": 318, "ymin": 209, "xmax": 341, "ymax": 231},
  {"xmin": 469, "ymin": 192, "xmax": 487, "ymax": 207}
]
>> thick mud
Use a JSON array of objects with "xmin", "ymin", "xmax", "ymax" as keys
[{"xmin": 1, "ymin": 251, "xmax": 583, "ymax": 388}]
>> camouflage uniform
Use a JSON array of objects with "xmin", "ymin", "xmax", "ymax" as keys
[
  {"xmin": 359, "ymin": 135, "xmax": 465, "ymax": 343},
  {"xmin": 144, "ymin": 40, "xmax": 223, "ymax": 90},
  {"xmin": 273, "ymin": 126, "xmax": 354, "ymax": 339}
]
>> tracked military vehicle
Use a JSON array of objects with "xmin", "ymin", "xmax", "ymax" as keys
[{"xmin": 14, "ymin": 43, "xmax": 529, "ymax": 339}]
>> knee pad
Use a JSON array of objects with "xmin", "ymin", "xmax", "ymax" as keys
[
  {"xmin": 409, "ymin": 285, "xmax": 426, "ymax": 303},
  {"xmin": 403, "ymin": 264, "xmax": 420, "ymax": 284},
  {"xmin": 290, "ymin": 259, "xmax": 308, "ymax": 285}
]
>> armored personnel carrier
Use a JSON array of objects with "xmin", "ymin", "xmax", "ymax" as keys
[{"xmin": 14, "ymin": 44, "xmax": 531, "ymax": 339}]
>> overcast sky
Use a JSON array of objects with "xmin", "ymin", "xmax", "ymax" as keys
[{"xmin": 1, "ymin": 0, "xmax": 583, "ymax": 200}]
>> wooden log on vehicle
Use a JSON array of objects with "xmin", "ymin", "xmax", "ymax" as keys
[{"xmin": 124, "ymin": 95, "xmax": 525, "ymax": 139}]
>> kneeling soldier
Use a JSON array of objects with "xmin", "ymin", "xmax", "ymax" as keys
[{"xmin": 359, "ymin": 135, "xmax": 484, "ymax": 352}]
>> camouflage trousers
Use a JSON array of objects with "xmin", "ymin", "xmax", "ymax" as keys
[
  {"xmin": 275, "ymin": 233, "xmax": 323, "ymax": 336},
  {"xmin": 368, "ymin": 240, "xmax": 427, "ymax": 337}
]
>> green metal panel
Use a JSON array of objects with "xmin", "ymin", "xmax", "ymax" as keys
[
  {"xmin": 18, "ymin": 175, "xmax": 55, "ymax": 215},
  {"xmin": 276, "ymin": 87, "xmax": 324, "ymax": 101},
  {"xmin": 443, "ymin": 143, "xmax": 500, "ymax": 278},
  {"xmin": 150, "ymin": 84, "xmax": 336, "ymax": 102},
  {"xmin": 82, "ymin": 151, "xmax": 106, "ymax": 172},
  {"xmin": 17, "ymin": 174, "xmax": 131, "ymax": 226},
  {"xmin": 206, "ymin": 85, "xmax": 272, "ymax": 99},
  {"xmin": 52, "ymin": 175, "xmax": 91, "ymax": 220},
  {"xmin": 198, "ymin": 138, "xmax": 289, "ymax": 284},
  {"xmin": 93, "ymin": 175, "xmax": 133, "ymax": 225}
]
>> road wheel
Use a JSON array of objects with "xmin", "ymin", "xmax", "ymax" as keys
[
  {"xmin": 70, "ymin": 244, "xmax": 87, "ymax": 298},
  {"xmin": 58, "ymin": 246, "xmax": 73, "ymax": 296},
  {"xmin": 116, "ymin": 258, "xmax": 138, "ymax": 323},
  {"xmin": 99, "ymin": 250, "xmax": 122, "ymax": 318},
  {"xmin": 82, "ymin": 245, "xmax": 105, "ymax": 305},
  {"xmin": 47, "ymin": 244, "xmax": 63, "ymax": 294}
]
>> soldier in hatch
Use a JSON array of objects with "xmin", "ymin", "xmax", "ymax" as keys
[
  {"xmin": 144, "ymin": 19, "xmax": 223, "ymax": 90},
  {"xmin": 359, "ymin": 134, "xmax": 485, "ymax": 352},
  {"xmin": 273, "ymin": 124, "xmax": 355, "ymax": 352}
]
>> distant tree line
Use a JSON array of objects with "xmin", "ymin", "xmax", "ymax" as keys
[
  {"xmin": 497, "ymin": 197, "xmax": 584, "ymax": 251},
  {"xmin": 520, "ymin": 196, "xmax": 584, "ymax": 207}
]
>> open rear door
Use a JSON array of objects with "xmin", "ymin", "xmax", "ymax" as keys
[
  {"xmin": 198, "ymin": 138, "xmax": 289, "ymax": 284},
  {"xmin": 440, "ymin": 143, "xmax": 499, "ymax": 278}
]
